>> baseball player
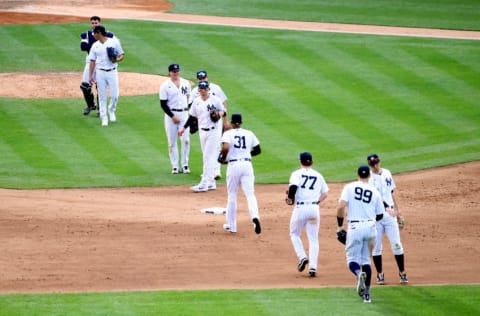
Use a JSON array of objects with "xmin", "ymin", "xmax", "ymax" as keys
[
  {"xmin": 285, "ymin": 152, "xmax": 329, "ymax": 277},
  {"xmin": 88, "ymin": 25, "xmax": 124, "ymax": 127},
  {"xmin": 79, "ymin": 16, "xmax": 114, "ymax": 116},
  {"xmin": 336, "ymin": 165, "xmax": 384, "ymax": 303},
  {"xmin": 179, "ymin": 81, "xmax": 225, "ymax": 191},
  {"xmin": 367, "ymin": 154, "xmax": 408, "ymax": 285},
  {"xmin": 190, "ymin": 70, "xmax": 229, "ymax": 180},
  {"xmin": 159, "ymin": 63, "xmax": 192, "ymax": 174},
  {"xmin": 217, "ymin": 113, "xmax": 261, "ymax": 234}
]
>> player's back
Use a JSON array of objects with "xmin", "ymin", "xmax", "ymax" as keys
[
  {"xmin": 290, "ymin": 168, "xmax": 326, "ymax": 202},
  {"xmin": 222, "ymin": 128, "xmax": 258, "ymax": 161},
  {"xmin": 341, "ymin": 181, "xmax": 382, "ymax": 221}
]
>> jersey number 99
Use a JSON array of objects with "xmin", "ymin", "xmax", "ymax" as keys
[{"xmin": 354, "ymin": 187, "xmax": 372, "ymax": 203}]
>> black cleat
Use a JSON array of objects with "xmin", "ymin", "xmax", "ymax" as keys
[
  {"xmin": 253, "ymin": 218, "xmax": 261, "ymax": 234},
  {"xmin": 297, "ymin": 257, "xmax": 309, "ymax": 272}
]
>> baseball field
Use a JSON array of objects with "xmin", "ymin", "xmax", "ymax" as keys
[{"xmin": 0, "ymin": 1, "xmax": 479, "ymax": 315}]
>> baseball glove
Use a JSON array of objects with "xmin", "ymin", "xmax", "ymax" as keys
[
  {"xmin": 337, "ymin": 229, "xmax": 347, "ymax": 245},
  {"xmin": 285, "ymin": 190, "xmax": 294, "ymax": 205},
  {"xmin": 210, "ymin": 110, "xmax": 221, "ymax": 123},
  {"xmin": 397, "ymin": 216, "xmax": 405, "ymax": 230},
  {"xmin": 189, "ymin": 116, "xmax": 198, "ymax": 134},
  {"xmin": 106, "ymin": 47, "xmax": 117, "ymax": 62}
]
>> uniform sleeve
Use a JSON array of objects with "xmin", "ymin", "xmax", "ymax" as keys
[
  {"xmin": 288, "ymin": 171, "xmax": 300, "ymax": 186},
  {"xmin": 87, "ymin": 44, "xmax": 96, "ymax": 62},
  {"xmin": 339, "ymin": 185, "xmax": 349, "ymax": 202},
  {"xmin": 80, "ymin": 32, "xmax": 90, "ymax": 51},
  {"xmin": 320, "ymin": 175, "xmax": 329, "ymax": 194},
  {"xmin": 159, "ymin": 83, "xmax": 168, "ymax": 101}
]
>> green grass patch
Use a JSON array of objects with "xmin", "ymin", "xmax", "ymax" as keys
[
  {"xmin": 0, "ymin": 21, "xmax": 479, "ymax": 188},
  {"xmin": 168, "ymin": 0, "xmax": 480, "ymax": 31},
  {"xmin": 0, "ymin": 285, "xmax": 478, "ymax": 316}
]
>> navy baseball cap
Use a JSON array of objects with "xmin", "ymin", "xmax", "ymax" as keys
[
  {"xmin": 196, "ymin": 70, "xmax": 207, "ymax": 79},
  {"xmin": 93, "ymin": 25, "xmax": 106, "ymax": 35},
  {"xmin": 168, "ymin": 63, "xmax": 180, "ymax": 72},
  {"xmin": 358, "ymin": 165, "xmax": 371, "ymax": 178},
  {"xmin": 299, "ymin": 152, "xmax": 313, "ymax": 164},
  {"xmin": 198, "ymin": 80, "xmax": 209, "ymax": 89},
  {"xmin": 367, "ymin": 154, "xmax": 381, "ymax": 166},
  {"xmin": 231, "ymin": 113, "xmax": 242, "ymax": 124}
]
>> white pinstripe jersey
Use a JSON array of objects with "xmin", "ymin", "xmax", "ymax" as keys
[{"xmin": 339, "ymin": 181, "xmax": 384, "ymax": 221}]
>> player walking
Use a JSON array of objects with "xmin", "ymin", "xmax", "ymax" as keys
[
  {"xmin": 336, "ymin": 165, "xmax": 384, "ymax": 303},
  {"xmin": 217, "ymin": 114, "xmax": 261, "ymax": 234},
  {"xmin": 190, "ymin": 70, "xmax": 229, "ymax": 180},
  {"xmin": 285, "ymin": 152, "xmax": 329, "ymax": 277},
  {"xmin": 160, "ymin": 63, "xmax": 192, "ymax": 174},
  {"xmin": 88, "ymin": 25, "xmax": 124, "ymax": 127},
  {"xmin": 79, "ymin": 16, "xmax": 113, "ymax": 116},
  {"xmin": 179, "ymin": 81, "xmax": 225, "ymax": 191},
  {"xmin": 367, "ymin": 154, "xmax": 408, "ymax": 285}
]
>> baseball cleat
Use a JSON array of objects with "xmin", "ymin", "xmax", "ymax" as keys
[
  {"xmin": 207, "ymin": 183, "xmax": 216, "ymax": 191},
  {"xmin": 223, "ymin": 224, "xmax": 236, "ymax": 233},
  {"xmin": 363, "ymin": 293, "xmax": 371, "ymax": 303},
  {"xmin": 252, "ymin": 218, "xmax": 261, "ymax": 234},
  {"xmin": 357, "ymin": 272, "xmax": 366, "ymax": 297},
  {"xmin": 214, "ymin": 173, "xmax": 222, "ymax": 180},
  {"xmin": 399, "ymin": 272, "xmax": 408, "ymax": 284},
  {"xmin": 297, "ymin": 257, "xmax": 309, "ymax": 272},
  {"xmin": 309, "ymin": 268, "xmax": 316, "ymax": 277},
  {"xmin": 83, "ymin": 105, "xmax": 95, "ymax": 115},
  {"xmin": 171, "ymin": 168, "xmax": 179, "ymax": 174},
  {"xmin": 191, "ymin": 184, "xmax": 208, "ymax": 192},
  {"xmin": 101, "ymin": 119, "xmax": 108, "ymax": 127},
  {"xmin": 182, "ymin": 166, "xmax": 190, "ymax": 174},
  {"xmin": 376, "ymin": 272, "xmax": 385, "ymax": 285},
  {"xmin": 109, "ymin": 111, "xmax": 116, "ymax": 122}
]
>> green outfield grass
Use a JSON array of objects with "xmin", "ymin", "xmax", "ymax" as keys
[
  {"xmin": 168, "ymin": 0, "xmax": 480, "ymax": 31},
  {"xmin": 0, "ymin": 285, "xmax": 478, "ymax": 316},
  {"xmin": 0, "ymin": 21, "xmax": 479, "ymax": 188}
]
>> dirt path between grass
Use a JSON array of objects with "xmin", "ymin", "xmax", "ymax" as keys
[{"xmin": 0, "ymin": 0, "xmax": 479, "ymax": 294}]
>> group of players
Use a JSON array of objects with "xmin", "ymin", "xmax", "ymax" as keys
[
  {"xmin": 287, "ymin": 152, "xmax": 408, "ymax": 304},
  {"xmin": 79, "ymin": 16, "xmax": 408, "ymax": 304}
]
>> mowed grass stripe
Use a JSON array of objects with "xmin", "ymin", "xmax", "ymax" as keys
[
  {"xmin": 325, "ymin": 41, "xmax": 457, "ymax": 141},
  {"xmin": 0, "ymin": 104, "xmax": 70, "ymax": 171},
  {"xmin": 399, "ymin": 45, "xmax": 480, "ymax": 114},
  {"xmin": 324, "ymin": 41, "xmax": 470, "ymax": 138},
  {"xmin": 236, "ymin": 35, "xmax": 372, "ymax": 157},
  {"xmin": 292, "ymin": 39, "xmax": 419, "ymax": 147}
]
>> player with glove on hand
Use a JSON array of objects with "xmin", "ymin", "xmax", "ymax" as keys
[
  {"xmin": 336, "ymin": 165, "xmax": 384, "ymax": 303},
  {"xmin": 367, "ymin": 154, "xmax": 409, "ymax": 285}
]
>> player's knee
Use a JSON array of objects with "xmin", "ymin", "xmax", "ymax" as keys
[{"xmin": 392, "ymin": 243, "xmax": 403, "ymax": 255}]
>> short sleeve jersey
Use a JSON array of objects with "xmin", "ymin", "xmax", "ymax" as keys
[
  {"xmin": 221, "ymin": 128, "xmax": 259, "ymax": 161},
  {"xmin": 369, "ymin": 168, "xmax": 396, "ymax": 207},
  {"xmin": 289, "ymin": 167, "xmax": 329, "ymax": 203},
  {"xmin": 88, "ymin": 37, "xmax": 124, "ymax": 69},
  {"xmin": 159, "ymin": 78, "xmax": 191, "ymax": 110},
  {"xmin": 339, "ymin": 181, "xmax": 384, "ymax": 221},
  {"xmin": 189, "ymin": 94, "xmax": 225, "ymax": 129}
]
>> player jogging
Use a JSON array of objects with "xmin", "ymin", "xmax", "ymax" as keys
[
  {"xmin": 336, "ymin": 165, "xmax": 384, "ymax": 303},
  {"xmin": 217, "ymin": 113, "xmax": 261, "ymax": 234},
  {"xmin": 285, "ymin": 152, "xmax": 329, "ymax": 277}
]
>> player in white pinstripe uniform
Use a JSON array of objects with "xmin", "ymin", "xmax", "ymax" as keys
[
  {"xmin": 179, "ymin": 81, "xmax": 225, "ymax": 192},
  {"xmin": 217, "ymin": 114, "xmax": 261, "ymax": 234},
  {"xmin": 285, "ymin": 152, "xmax": 329, "ymax": 277},
  {"xmin": 336, "ymin": 165, "xmax": 384, "ymax": 303},
  {"xmin": 191, "ymin": 70, "xmax": 228, "ymax": 180},
  {"xmin": 88, "ymin": 25, "xmax": 124, "ymax": 127},
  {"xmin": 159, "ymin": 63, "xmax": 192, "ymax": 174},
  {"xmin": 367, "ymin": 154, "xmax": 408, "ymax": 285}
]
